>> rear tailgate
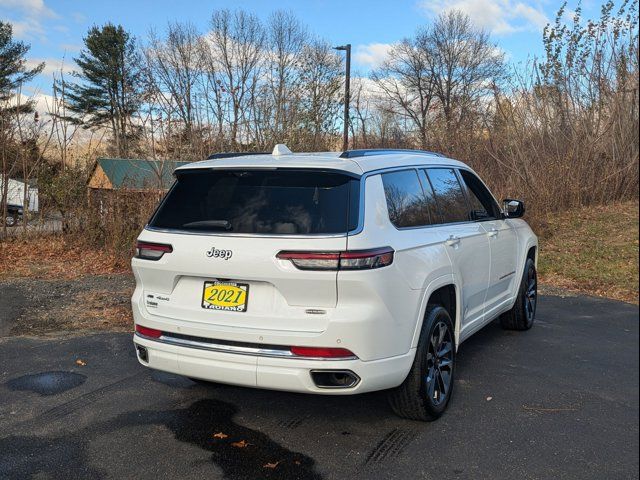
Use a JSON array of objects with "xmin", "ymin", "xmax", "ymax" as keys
[
  {"xmin": 133, "ymin": 168, "xmax": 359, "ymax": 334},
  {"xmin": 134, "ymin": 232, "xmax": 346, "ymax": 332}
]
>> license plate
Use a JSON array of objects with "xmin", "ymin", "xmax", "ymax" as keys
[{"xmin": 201, "ymin": 281, "xmax": 249, "ymax": 312}]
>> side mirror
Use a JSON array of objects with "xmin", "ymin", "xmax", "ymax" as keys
[{"xmin": 503, "ymin": 199, "xmax": 525, "ymax": 218}]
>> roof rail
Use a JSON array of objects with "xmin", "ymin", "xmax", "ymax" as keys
[
  {"xmin": 207, "ymin": 152, "xmax": 268, "ymax": 160},
  {"xmin": 339, "ymin": 149, "xmax": 443, "ymax": 159}
]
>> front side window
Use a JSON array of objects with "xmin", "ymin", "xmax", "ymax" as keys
[
  {"xmin": 459, "ymin": 169, "xmax": 501, "ymax": 220},
  {"xmin": 150, "ymin": 169, "xmax": 359, "ymax": 235},
  {"xmin": 381, "ymin": 170, "xmax": 432, "ymax": 228},
  {"xmin": 424, "ymin": 168, "xmax": 469, "ymax": 224}
]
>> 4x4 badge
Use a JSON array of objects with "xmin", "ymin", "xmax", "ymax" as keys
[{"xmin": 206, "ymin": 247, "xmax": 233, "ymax": 260}]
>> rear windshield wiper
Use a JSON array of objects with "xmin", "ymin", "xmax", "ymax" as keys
[{"xmin": 181, "ymin": 220, "xmax": 232, "ymax": 230}]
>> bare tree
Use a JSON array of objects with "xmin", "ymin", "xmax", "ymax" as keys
[
  {"xmin": 263, "ymin": 10, "xmax": 308, "ymax": 144},
  {"xmin": 204, "ymin": 9, "xmax": 265, "ymax": 149},
  {"xmin": 422, "ymin": 11, "xmax": 504, "ymax": 134},
  {"xmin": 371, "ymin": 38, "xmax": 436, "ymax": 149},
  {"xmin": 296, "ymin": 40, "xmax": 342, "ymax": 150},
  {"xmin": 144, "ymin": 22, "xmax": 202, "ymax": 158}
]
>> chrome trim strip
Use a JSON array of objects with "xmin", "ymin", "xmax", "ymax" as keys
[
  {"xmin": 499, "ymin": 270, "xmax": 516, "ymax": 280},
  {"xmin": 350, "ymin": 164, "xmax": 505, "ymax": 237},
  {"xmin": 134, "ymin": 332, "xmax": 358, "ymax": 361}
]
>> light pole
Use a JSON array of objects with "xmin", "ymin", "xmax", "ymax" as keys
[{"xmin": 334, "ymin": 44, "xmax": 351, "ymax": 152}]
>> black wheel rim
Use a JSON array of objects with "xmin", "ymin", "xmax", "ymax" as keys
[
  {"xmin": 525, "ymin": 265, "xmax": 537, "ymax": 322},
  {"xmin": 425, "ymin": 321, "xmax": 453, "ymax": 406}
]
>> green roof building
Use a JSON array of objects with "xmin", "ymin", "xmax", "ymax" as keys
[{"xmin": 88, "ymin": 158, "xmax": 189, "ymax": 191}]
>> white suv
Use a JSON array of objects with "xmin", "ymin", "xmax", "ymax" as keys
[{"xmin": 132, "ymin": 146, "xmax": 538, "ymax": 421}]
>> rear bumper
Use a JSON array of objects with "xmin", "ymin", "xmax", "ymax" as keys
[{"xmin": 133, "ymin": 333, "xmax": 414, "ymax": 395}]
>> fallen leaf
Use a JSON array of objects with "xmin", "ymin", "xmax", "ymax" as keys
[
  {"xmin": 212, "ymin": 432, "xmax": 228, "ymax": 439},
  {"xmin": 263, "ymin": 461, "xmax": 281, "ymax": 469},
  {"xmin": 231, "ymin": 440, "xmax": 250, "ymax": 448},
  {"xmin": 75, "ymin": 359, "xmax": 86, "ymax": 366}
]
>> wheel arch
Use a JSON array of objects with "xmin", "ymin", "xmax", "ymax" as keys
[{"xmin": 410, "ymin": 275, "xmax": 461, "ymax": 351}]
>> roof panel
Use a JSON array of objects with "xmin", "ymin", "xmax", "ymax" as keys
[{"xmin": 175, "ymin": 151, "xmax": 467, "ymax": 175}]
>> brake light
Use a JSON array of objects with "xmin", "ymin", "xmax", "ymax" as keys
[
  {"xmin": 290, "ymin": 346, "xmax": 356, "ymax": 358},
  {"xmin": 135, "ymin": 324, "xmax": 162, "ymax": 338},
  {"xmin": 135, "ymin": 241, "xmax": 173, "ymax": 260},
  {"xmin": 277, "ymin": 247, "xmax": 394, "ymax": 271}
]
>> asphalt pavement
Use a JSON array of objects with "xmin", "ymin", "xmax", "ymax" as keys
[{"xmin": 0, "ymin": 294, "xmax": 638, "ymax": 480}]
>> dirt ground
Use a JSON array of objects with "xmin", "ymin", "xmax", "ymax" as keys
[{"xmin": 1, "ymin": 274, "xmax": 134, "ymax": 336}]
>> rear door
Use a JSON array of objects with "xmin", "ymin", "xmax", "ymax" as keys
[{"xmin": 134, "ymin": 169, "xmax": 359, "ymax": 333}]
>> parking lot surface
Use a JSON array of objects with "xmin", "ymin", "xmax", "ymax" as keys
[{"xmin": 0, "ymin": 294, "xmax": 638, "ymax": 479}]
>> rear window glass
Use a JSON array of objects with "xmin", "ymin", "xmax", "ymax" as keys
[
  {"xmin": 149, "ymin": 169, "xmax": 359, "ymax": 235},
  {"xmin": 381, "ymin": 170, "xmax": 432, "ymax": 228}
]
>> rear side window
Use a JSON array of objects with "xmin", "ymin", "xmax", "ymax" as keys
[
  {"xmin": 150, "ymin": 170, "xmax": 359, "ymax": 235},
  {"xmin": 424, "ymin": 168, "xmax": 469, "ymax": 223},
  {"xmin": 381, "ymin": 170, "xmax": 432, "ymax": 228}
]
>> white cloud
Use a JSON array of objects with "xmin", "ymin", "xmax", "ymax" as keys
[
  {"xmin": 0, "ymin": 0, "xmax": 57, "ymax": 18},
  {"xmin": 512, "ymin": 3, "xmax": 548, "ymax": 30},
  {"xmin": 6, "ymin": 18, "xmax": 45, "ymax": 39},
  {"xmin": 0, "ymin": 0, "xmax": 58, "ymax": 40},
  {"xmin": 8, "ymin": 91, "xmax": 56, "ymax": 115},
  {"xmin": 354, "ymin": 43, "xmax": 394, "ymax": 68},
  {"xmin": 418, "ymin": 0, "xmax": 550, "ymax": 35},
  {"xmin": 25, "ymin": 57, "xmax": 75, "ymax": 77}
]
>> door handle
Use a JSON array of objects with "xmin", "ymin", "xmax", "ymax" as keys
[
  {"xmin": 445, "ymin": 235, "xmax": 461, "ymax": 247},
  {"xmin": 487, "ymin": 228, "xmax": 499, "ymax": 238}
]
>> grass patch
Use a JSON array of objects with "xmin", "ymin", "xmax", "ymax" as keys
[{"xmin": 537, "ymin": 201, "xmax": 639, "ymax": 304}]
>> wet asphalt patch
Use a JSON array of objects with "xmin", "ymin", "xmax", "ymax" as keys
[
  {"xmin": 142, "ymin": 399, "xmax": 323, "ymax": 480},
  {"xmin": 7, "ymin": 371, "xmax": 86, "ymax": 396}
]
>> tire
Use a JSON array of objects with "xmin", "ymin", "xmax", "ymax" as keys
[
  {"xmin": 388, "ymin": 305, "xmax": 455, "ymax": 421},
  {"xmin": 500, "ymin": 258, "xmax": 537, "ymax": 331}
]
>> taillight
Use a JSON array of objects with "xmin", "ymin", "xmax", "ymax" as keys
[
  {"xmin": 135, "ymin": 241, "xmax": 173, "ymax": 260},
  {"xmin": 339, "ymin": 247, "xmax": 394, "ymax": 270},
  {"xmin": 290, "ymin": 346, "xmax": 356, "ymax": 358},
  {"xmin": 135, "ymin": 324, "xmax": 162, "ymax": 338},
  {"xmin": 277, "ymin": 247, "xmax": 394, "ymax": 271},
  {"xmin": 276, "ymin": 251, "xmax": 340, "ymax": 270}
]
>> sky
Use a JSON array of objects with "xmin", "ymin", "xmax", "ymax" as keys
[{"xmin": 1, "ymin": 0, "xmax": 603, "ymax": 97}]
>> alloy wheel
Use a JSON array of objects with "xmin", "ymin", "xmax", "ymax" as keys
[
  {"xmin": 525, "ymin": 265, "xmax": 537, "ymax": 322},
  {"xmin": 425, "ymin": 321, "xmax": 453, "ymax": 406}
]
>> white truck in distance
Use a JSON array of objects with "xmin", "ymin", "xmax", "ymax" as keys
[
  {"xmin": 131, "ymin": 146, "xmax": 538, "ymax": 421},
  {"xmin": 0, "ymin": 178, "xmax": 39, "ymax": 227}
]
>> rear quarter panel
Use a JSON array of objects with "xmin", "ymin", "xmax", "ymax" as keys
[{"xmin": 342, "ymin": 175, "xmax": 455, "ymax": 358}]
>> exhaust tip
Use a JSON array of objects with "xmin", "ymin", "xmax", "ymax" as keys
[
  {"xmin": 310, "ymin": 370, "xmax": 360, "ymax": 389},
  {"xmin": 136, "ymin": 345, "xmax": 149, "ymax": 363}
]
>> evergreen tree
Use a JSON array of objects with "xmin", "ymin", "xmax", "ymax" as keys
[
  {"xmin": 0, "ymin": 21, "xmax": 43, "ymax": 112},
  {"xmin": 60, "ymin": 23, "xmax": 142, "ymax": 157}
]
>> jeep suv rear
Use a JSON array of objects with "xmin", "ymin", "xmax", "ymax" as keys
[{"xmin": 132, "ymin": 146, "xmax": 538, "ymax": 421}]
